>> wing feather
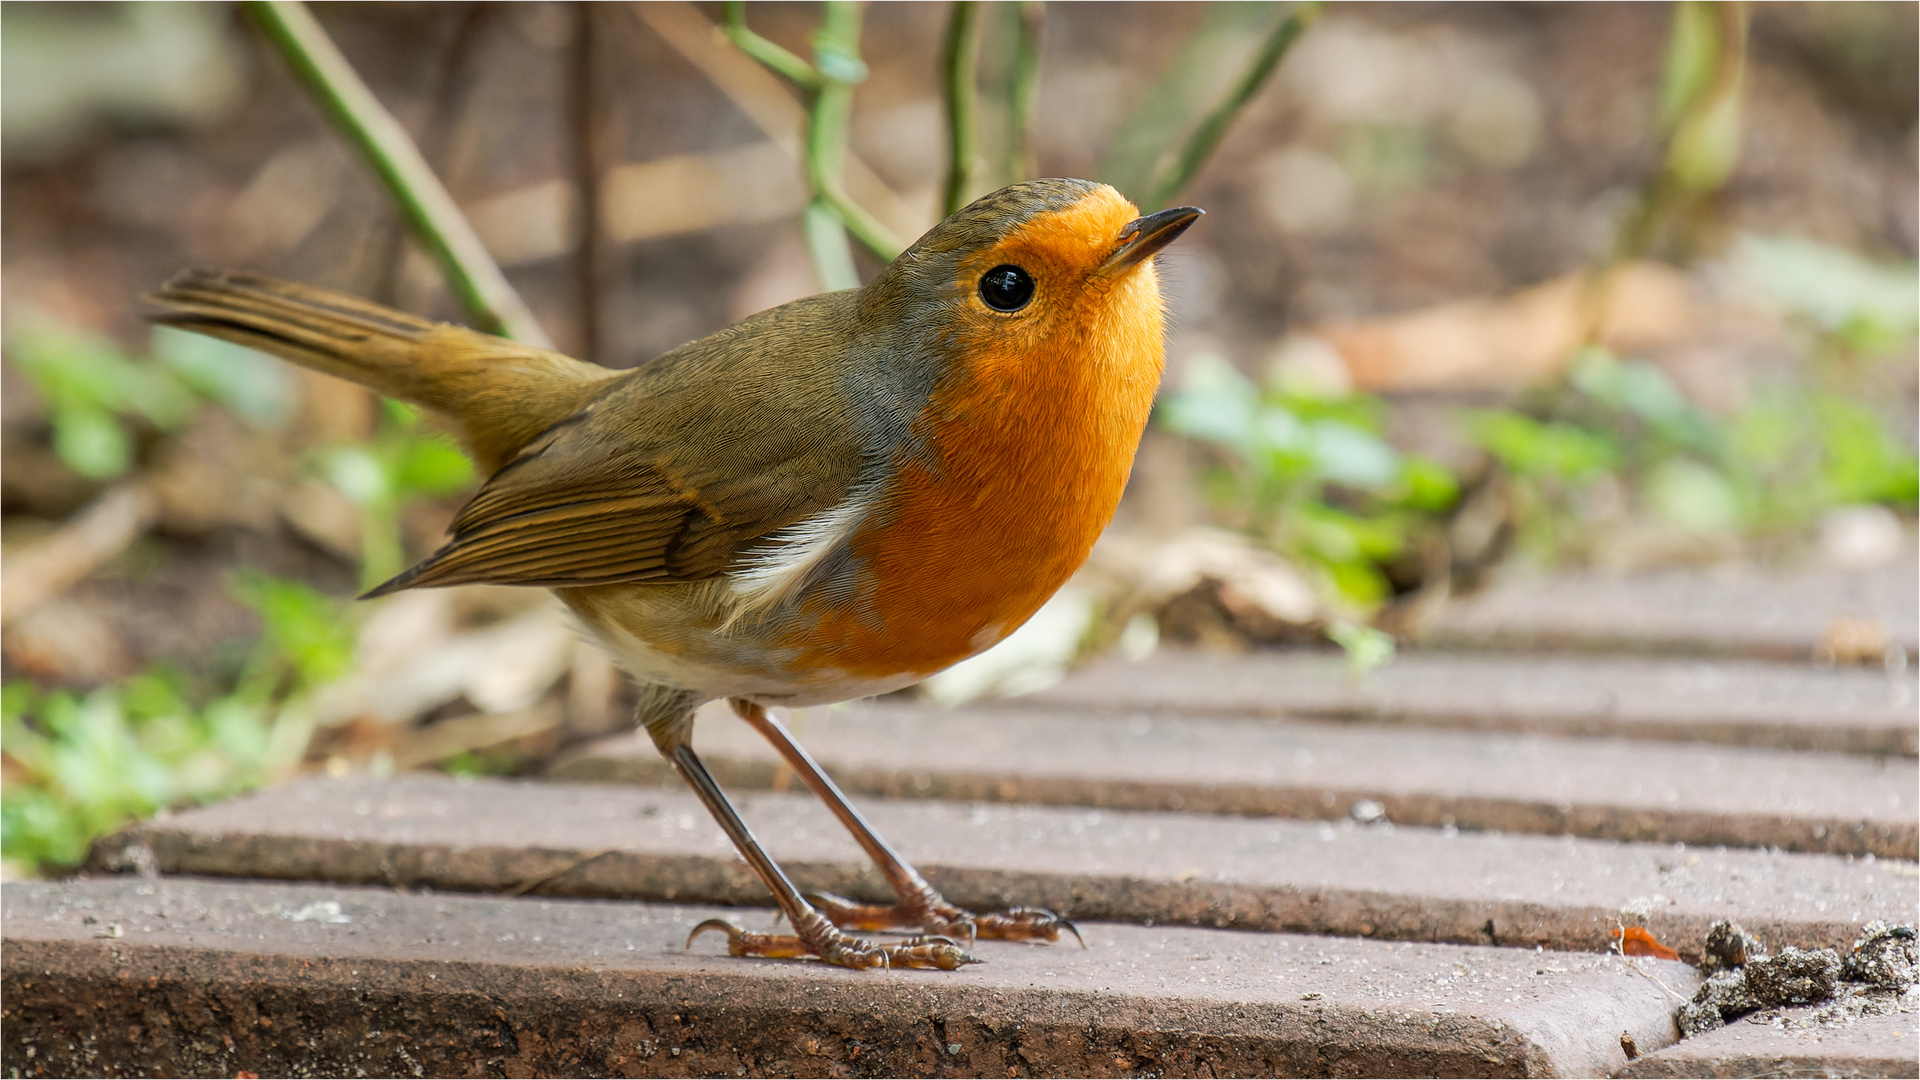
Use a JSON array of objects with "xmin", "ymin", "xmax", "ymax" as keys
[{"xmin": 366, "ymin": 295, "xmax": 876, "ymax": 597}]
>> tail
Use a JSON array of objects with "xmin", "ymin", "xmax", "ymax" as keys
[{"xmin": 145, "ymin": 269, "xmax": 618, "ymax": 473}]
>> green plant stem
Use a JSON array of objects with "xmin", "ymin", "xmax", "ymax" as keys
[
  {"xmin": 722, "ymin": 0, "xmax": 901, "ymax": 277},
  {"xmin": 811, "ymin": 2, "xmax": 902, "ymax": 262},
  {"xmin": 1144, "ymin": 1, "xmax": 1321, "ymax": 211},
  {"xmin": 1608, "ymin": 1, "xmax": 1749, "ymax": 266},
  {"xmin": 803, "ymin": 201, "xmax": 860, "ymax": 292},
  {"xmin": 720, "ymin": 0, "xmax": 822, "ymax": 91},
  {"xmin": 1006, "ymin": 1, "xmax": 1045, "ymax": 184},
  {"xmin": 245, "ymin": 1, "xmax": 550, "ymax": 346},
  {"xmin": 942, "ymin": 1, "xmax": 984, "ymax": 215}
]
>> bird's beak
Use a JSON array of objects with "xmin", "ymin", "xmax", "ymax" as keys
[{"xmin": 1098, "ymin": 206, "xmax": 1204, "ymax": 277}]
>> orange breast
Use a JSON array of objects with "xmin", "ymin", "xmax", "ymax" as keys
[{"xmin": 786, "ymin": 244, "xmax": 1166, "ymax": 679}]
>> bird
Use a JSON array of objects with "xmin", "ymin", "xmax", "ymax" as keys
[{"xmin": 147, "ymin": 177, "xmax": 1201, "ymax": 970}]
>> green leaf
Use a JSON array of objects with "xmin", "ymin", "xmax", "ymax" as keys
[
  {"xmin": 1307, "ymin": 420, "xmax": 1400, "ymax": 489},
  {"xmin": 1463, "ymin": 410, "xmax": 1621, "ymax": 479},
  {"xmin": 1, "ymin": 681, "xmax": 38, "ymax": 726},
  {"xmin": 228, "ymin": 571, "xmax": 354, "ymax": 689},
  {"xmin": 1644, "ymin": 457, "xmax": 1742, "ymax": 532},
  {"xmin": 1322, "ymin": 558, "xmax": 1391, "ymax": 606},
  {"xmin": 1328, "ymin": 621, "xmax": 1396, "ymax": 677},
  {"xmin": 318, "ymin": 444, "xmax": 391, "ymax": 508},
  {"xmin": 1731, "ymin": 234, "xmax": 1920, "ymax": 350},
  {"xmin": 8, "ymin": 316, "xmax": 204, "ymax": 483},
  {"xmin": 1395, "ymin": 455, "xmax": 1461, "ymax": 513},
  {"xmin": 49, "ymin": 402, "xmax": 132, "ymax": 479},
  {"xmin": 1568, "ymin": 348, "xmax": 1719, "ymax": 453},
  {"xmin": 119, "ymin": 668, "xmax": 192, "ymax": 723},
  {"xmin": 151, "ymin": 325, "xmax": 297, "ymax": 429},
  {"xmin": 1814, "ymin": 396, "xmax": 1920, "ymax": 507},
  {"xmin": 1158, "ymin": 354, "xmax": 1262, "ymax": 458},
  {"xmin": 390, "ymin": 436, "xmax": 475, "ymax": 497}
]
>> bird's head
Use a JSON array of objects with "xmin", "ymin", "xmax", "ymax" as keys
[{"xmin": 864, "ymin": 179, "xmax": 1201, "ymax": 393}]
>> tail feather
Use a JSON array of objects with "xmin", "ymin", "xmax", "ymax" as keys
[{"xmin": 146, "ymin": 269, "xmax": 616, "ymax": 472}]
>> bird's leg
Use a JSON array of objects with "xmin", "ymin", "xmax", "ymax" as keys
[
  {"xmin": 730, "ymin": 698, "xmax": 1080, "ymax": 947},
  {"xmin": 641, "ymin": 688, "xmax": 976, "ymax": 970}
]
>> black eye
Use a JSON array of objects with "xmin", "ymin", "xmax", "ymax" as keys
[{"xmin": 979, "ymin": 265, "xmax": 1035, "ymax": 312}]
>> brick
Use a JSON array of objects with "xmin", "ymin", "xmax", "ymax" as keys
[
  {"xmin": 1425, "ymin": 560, "xmax": 1918, "ymax": 663},
  {"xmin": 107, "ymin": 774, "xmax": 1917, "ymax": 956},
  {"xmin": 1023, "ymin": 651, "xmax": 1919, "ymax": 756},
  {"xmin": 3, "ymin": 876, "xmax": 1699, "ymax": 1078},
  {"xmin": 1617, "ymin": 1001, "xmax": 1918, "ymax": 1078},
  {"xmin": 551, "ymin": 700, "xmax": 1918, "ymax": 857}
]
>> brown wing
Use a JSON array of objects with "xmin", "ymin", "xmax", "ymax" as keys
[{"xmin": 366, "ymin": 296, "xmax": 872, "ymax": 596}]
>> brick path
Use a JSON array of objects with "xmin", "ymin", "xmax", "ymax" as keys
[{"xmin": 4, "ymin": 559, "xmax": 1916, "ymax": 1077}]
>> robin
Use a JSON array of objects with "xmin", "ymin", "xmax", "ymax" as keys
[{"xmin": 148, "ymin": 178, "xmax": 1201, "ymax": 970}]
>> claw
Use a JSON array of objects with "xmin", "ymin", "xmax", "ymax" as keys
[
  {"xmin": 1058, "ymin": 917, "xmax": 1087, "ymax": 949},
  {"xmin": 973, "ymin": 906, "xmax": 1079, "ymax": 945},
  {"xmin": 686, "ymin": 918, "xmax": 742, "ymax": 951}
]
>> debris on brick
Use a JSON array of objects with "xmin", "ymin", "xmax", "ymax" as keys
[
  {"xmin": 1841, "ymin": 922, "xmax": 1918, "ymax": 993},
  {"xmin": 1674, "ymin": 919, "xmax": 1918, "ymax": 1038},
  {"xmin": 1743, "ymin": 946, "xmax": 1844, "ymax": 1007},
  {"xmin": 1678, "ymin": 970, "xmax": 1765, "ymax": 1036},
  {"xmin": 1700, "ymin": 918, "xmax": 1764, "ymax": 974}
]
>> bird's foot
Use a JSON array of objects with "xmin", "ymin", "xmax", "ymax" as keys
[
  {"xmin": 807, "ymin": 890, "xmax": 1084, "ymax": 947},
  {"xmin": 685, "ymin": 916, "xmax": 979, "ymax": 970}
]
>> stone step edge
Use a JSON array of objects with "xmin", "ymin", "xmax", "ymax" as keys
[
  {"xmin": 2, "ymin": 876, "xmax": 1699, "ymax": 1079},
  {"xmin": 1616, "ymin": 999, "xmax": 1916, "ymax": 1078}
]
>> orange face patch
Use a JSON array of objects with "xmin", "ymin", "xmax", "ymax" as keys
[{"xmin": 941, "ymin": 186, "xmax": 1151, "ymax": 370}]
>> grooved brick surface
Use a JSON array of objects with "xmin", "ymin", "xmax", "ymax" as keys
[
  {"xmin": 2, "ymin": 877, "xmax": 1699, "ymax": 1078},
  {"xmin": 1021, "ymin": 651, "xmax": 1919, "ymax": 755},
  {"xmin": 551, "ymin": 700, "xmax": 1918, "ymax": 857},
  {"xmin": 1424, "ymin": 560, "xmax": 1919, "ymax": 662},
  {"xmin": 106, "ymin": 774, "xmax": 1919, "ymax": 956}
]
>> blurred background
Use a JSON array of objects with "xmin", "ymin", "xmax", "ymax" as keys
[{"xmin": 2, "ymin": 1, "xmax": 1915, "ymax": 877}]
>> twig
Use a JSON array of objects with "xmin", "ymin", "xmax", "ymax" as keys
[
  {"xmin": 806, "ymin": 2, "xmax": 905, "ymax": 266},
  {"xmin": 633, "ymin": 1, "xmax": 920, "ymax": 238},
  {"xmin": 1143, "ymin": 1, "xmax": 1321, "ymax": 211},
  {"xmin": 243, "ymin": 0, "xmax": 551, "ymax": 346},
  {"xmin": 1608, "ymin": 1, "xmax": 1750, "ymax": 266},
  {"xmin": 0, "ymin": 480, "xmax": 160, "ymax": 628},
  {"xmin": 1611, "ymin": 916, "xmax": 1692, "ymax": 1003},
  {"xmin": 1578, "ymin": 2, "xmax": 1749, "ymax": 345},
  {"xmin": 570, "ymin": 0, "xmax": 606, "ymax": 364},
  {"xmin": 391, "ymin": 700, "xmax": 565, "ymax": 771},
  {"xmin": 1006, "ymin": 1, "xmax": 1045, "ymax": 184},
  {"xmin": 708, "ymin": 0, "xmax": 901, "ymax": 279},
  {"xmin": 719, "ymin": 0, "xmax": 820, "ymax": 91},
  {"xmin": 801, "ymin": 3, "xmax": 869, "ymax": 287},
  {"xmin": 942, "ymin": 1, "xmax": 984, "ymax": 216},
  {"xmin": 371, "ymin": 2, "xmax": 491, "ymax": 306},
  {"xmin": 507, "ymin": 848, "xmax": 619, "ymax": 897},
  {"xmin": 803, "ymin": 202, "xmax": 861, "ymax": 293}
]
